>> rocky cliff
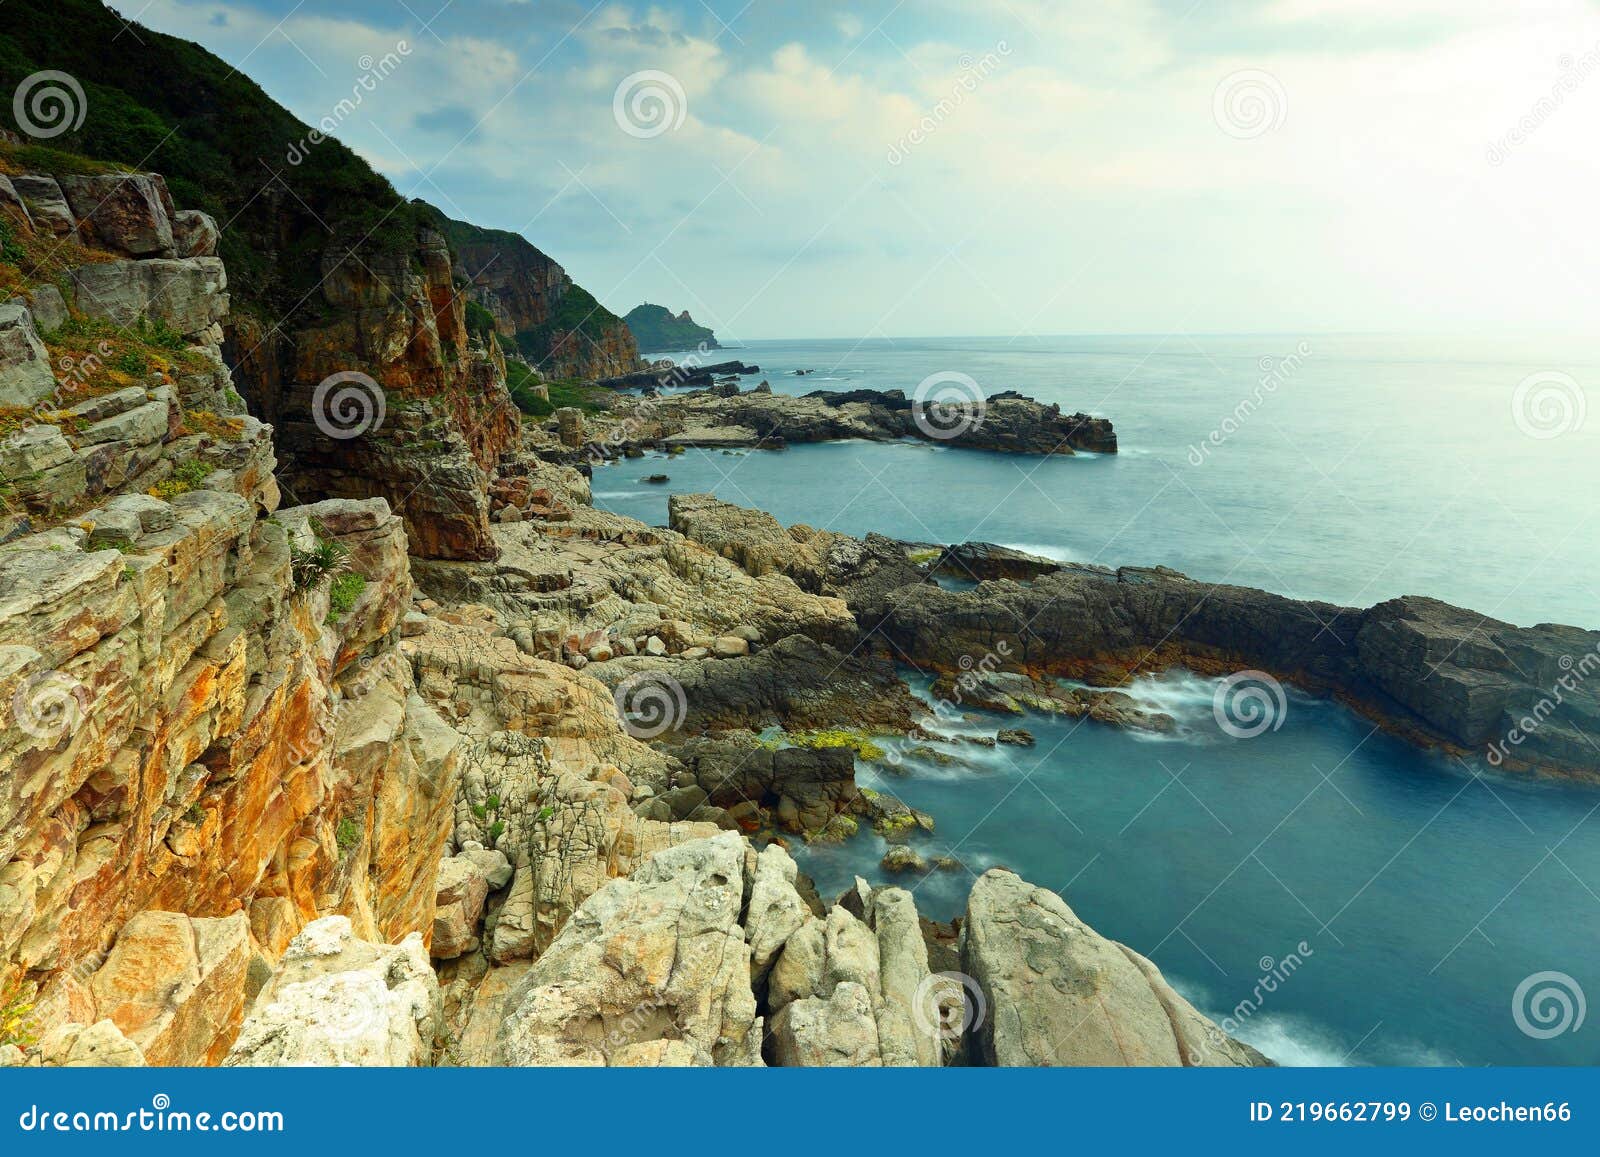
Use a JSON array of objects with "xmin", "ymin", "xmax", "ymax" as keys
[
  {"xmin": 432, "ymin": 211, "xmax": 641, "ymax": 382},
  {"xmin": 0, "ymin": 0, "xmax": 639, "ymax": 561},
  {"xmin": 0, "ymin": 163, "xmax": 463, "ymax": 1065}
]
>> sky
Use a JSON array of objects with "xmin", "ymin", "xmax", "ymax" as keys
[{"xmin": 126, "ymin": 0, "xmax": 1600, "ymax": 342}]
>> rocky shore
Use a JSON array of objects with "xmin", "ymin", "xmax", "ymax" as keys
[
  {"xmin": 3, "ymin": 48, "xmax": 1593, "ymax": 1069},
  {"xmin": 0, "ymin": 158, "xmax": 1251, "ymax": 1064},
  {"xmin": 664, "ymin": 495, "xmax": 1600, "ymax": 780}
]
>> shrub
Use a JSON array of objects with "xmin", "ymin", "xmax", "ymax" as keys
[{"xmin": 290, "ymin": 526, "xmax": 350, "ymax": 592}]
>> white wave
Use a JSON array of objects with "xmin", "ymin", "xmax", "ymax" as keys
[
  {"xmin": 993, "ymin": 541, "xmax": 1085, "ymax": 563},
  {"xmin": 1232, "ymin": 1014, "xmax": 1357, "ymax": 1067}
]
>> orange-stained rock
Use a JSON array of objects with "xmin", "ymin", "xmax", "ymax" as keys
[{"xmin": 87, "ymin": 910, "xmax": 250, "ymax": 1066}]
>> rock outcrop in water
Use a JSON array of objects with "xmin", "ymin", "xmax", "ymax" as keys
[
  {"xmin": 963, "ymin": 870, "xmax": 1269, "ymax": 1067},
  {"xmin": 528, "ymin": 382, "xmax": 1117, "ymax": 458},
  {"xmin": 664, "ymin": 499, "xmax": 1600, "ymax": 780}
]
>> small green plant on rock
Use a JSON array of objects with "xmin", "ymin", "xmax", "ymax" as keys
[
  {"xmin": 291, "ymin": 524, "xmax": 350, "ymax": 592},
  {"xmin": 1, "ymin": 981, "xmax": 38, "ymax": 1050},
  {"xmin": 471, "ymin": 794, "xmax": 507, "ymax": 845},
  {"xmin": 324, "ymin": 572, "xmax": 367, "ymax": 624},
  {"xmin": 147, "ymin": 458, "xmax": 214, "ymax": 500},
  {"xmin": 335, "ymin": 816, "xmax": 362, "ymax": 854}
]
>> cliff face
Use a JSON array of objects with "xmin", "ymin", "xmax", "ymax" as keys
[
  {"xmin": 431, "ymin": 211, "xmax": 641, "ymax": 382},
  {"xmin": 1, "ymin": 0, "xmax": 642, "ymax": 560},
  {"xmin": 224, "ymin": 211, "xmax": 519, "ymax": 561},
  {"xmin": 1, "ymin": 167, "xmax": 461, "ymax": 1065}
]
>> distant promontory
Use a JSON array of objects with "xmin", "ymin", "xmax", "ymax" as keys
[{"xmin": 624, "ymin": 303, "xmax": 721, "ymax": 352}]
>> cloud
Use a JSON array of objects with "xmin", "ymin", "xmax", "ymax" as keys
[{"xmin": 131, "ymin": 0, "xmax": 1600, "ymax": 336}]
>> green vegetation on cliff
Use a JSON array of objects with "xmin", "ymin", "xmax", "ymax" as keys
[
  {"xmin": 420, "ymin": 204, "xmax": 635, "ymax": 378},
  {"xmin": 0, "ymin": 0, "xmax": 423, "ymax": 319},
  {"xmin": 624, "ymin": 303, "xmax": 720, "ymax": 352}
]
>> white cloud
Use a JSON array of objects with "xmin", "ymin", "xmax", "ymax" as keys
[{"xmin": 129, "ymin": 0, "xmax": 1600, "ymax": 336}]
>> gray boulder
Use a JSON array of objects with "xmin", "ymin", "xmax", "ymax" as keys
[
  {"xmin": 10, "ymin": 176, "xmax": 76, "ymax": 237},
  {"xmin": 59, "ymin": 173, "xmax": 175, "ymax": 256},
  {"xmin": 497, "ymin": 832, "xmax": 762, "ymax": 1066},
  {"xmin": 961, "ymin": 869, "xmax": 1270, "ymax": 1066},
  {"xmin": 69, "ymin": 257, "xmax": 228, "ymax": 337},
  {"xmin": 0, "ymin": 302, "xmax": 58, "ymax": 408},
  {"xmin": 172, "ymin": 208, "xmax": 220, "ymax": 258}
]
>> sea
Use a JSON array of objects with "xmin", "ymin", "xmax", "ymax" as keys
[{"xmin": 591, "ymin": 334, "xmax": 1600, "ymax": 1067}]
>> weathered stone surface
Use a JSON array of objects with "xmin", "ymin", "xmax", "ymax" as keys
[
  {"xmin": 24, "ymin": 284, "xmax": 70, "ymax": 334},
  {"xmin": 86, "ymin": 910, "xmax": 251, "ymax": 1066},
  {"xmin": 0, "ymin": 301, "xmax": 58, "ymax": 408},
  {"xmin": 172, "ymin": 209, "xmax": 220, "ymax": 258},
  {"xmin": 10, "ymin": 176, "xmax": 76, "ymax": 237},
  {"xmin": 78, "ymin": 399, "xmax": 169, "ymax": 448},
  {"xmin": 962, "ymin": 870, "xmax": 1269, "ymax": 1067},
  {"xmin": 37, "ymin": 1019, "xmax": 146, "ymax": 1067},
  {"xmin": 593, "ymin": 635, "xmax": 915, "ymax": 735},
  {"xmin": 69, "ymin": 257, "xmax": 228, "ymax": 337},
  {"xmin": 225, "ymin": 916, "xmax": 440, "ymax": 1066},
  {"xmin": 497, "ymin": 832, "xmax": 762, "ymax": 1066},
  {"xmin": 673, "ymin": 734, "xmax": 860, "ymax": 834},
  {"xmin": 934, "ymin": 541, "xmax": 1062, "ymax": 582},
  {"xmin": 59, "ymin": 173, "xmax": 176, "ymax": 257},
  {"xmin": 769, "ymin": 981, "xmax": 884, "ymax": 1067},
  {"xmin": 745, "ymin": 843, "xmax": 811, "ymax": 983},
  {"xmin": 768, "ymin": 904, "xmax": 880, "ymax": 1012},
  {"xmin": 872, "ymin": 887, "xmax": 942, "ymax": 1066},
  {"xmin": 430, "ymin": 852, "xmax": 495, "ymax": 959}
]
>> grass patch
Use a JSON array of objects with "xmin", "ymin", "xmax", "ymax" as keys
[
  {"xmin": 147, "ymin": 458, "xmax": 213, "ymax": 499},
  {"xmin": 182, "ymin": 408, "xmax": 246, "ymax": 442},
  {"xmin": 0, "ymin": 207, "xmax": 118, "ymax": 301},
  {"xmin": 335, "ymin": 816, "xmax": 361, "ymax": 854},
  {"xmin": 324, "ymin": 572, "xmax": 366, "ymax": 624},
  {"xmin": 40, "ymin": 315, "xmax": 208, "ymax": 406}
]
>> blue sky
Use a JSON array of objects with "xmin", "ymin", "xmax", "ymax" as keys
[{"xmin": 130, "ymin": 0, "xmax": 1600, "ymax": 341}]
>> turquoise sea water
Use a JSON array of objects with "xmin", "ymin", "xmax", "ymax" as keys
[{"xmin": 593, "ymin": 335, "xmax": 1600, "ymax": 1067}]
